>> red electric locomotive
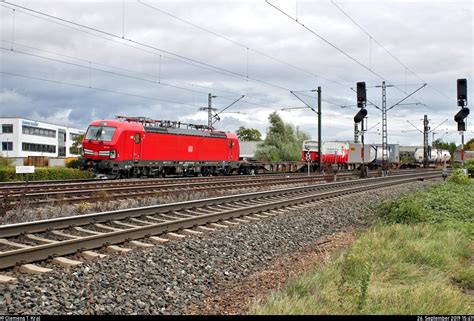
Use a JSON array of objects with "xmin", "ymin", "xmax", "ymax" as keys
[{"xmin": 81, "ymin": 116, "xmax": 241, "ymax": 178}]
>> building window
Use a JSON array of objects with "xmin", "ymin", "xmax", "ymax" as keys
[
  {"xmin": 22, "ymin": 125, "xmax": 56, "ymax": 138},
  {"xmin": 2, "ymin": 124, "xmax": 13, "ymax": 133},
  {"xmin": 58, "ymin": 146, "xmax": 66, "ymax": 157},
  {"xmin": 2, "ymin": 142, "xmax": 13, "ymax": 151},
  {"xmin": 22, "ymin": 142, "xmax": 56, "ymax": 153}
]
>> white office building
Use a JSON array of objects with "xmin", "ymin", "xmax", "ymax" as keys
[{"xmin": 0, "ymin": 117, "xmax": 85, "ymax": 158}]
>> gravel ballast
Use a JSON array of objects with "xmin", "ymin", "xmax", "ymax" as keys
[{"xmin": 1, "ymin": 180, "xmax": 439, "ymax": 315}]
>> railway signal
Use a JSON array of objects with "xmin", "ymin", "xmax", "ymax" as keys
[
  {"xmin": 457, "ymin": 78, "xmax": 467, "ymax": 103},
  {"xmin": 455, "ymin": 78, "xmax": 469, "ymax": 165},
  {"xmin": 354, "ymin": 108, "xmax": 367, "ymax": 123},
  {"xmin": 354, "ymin": 82, "xmax": 367, "ymax": 123},
  {"xmin": 356, "ymin": 82, "xmax": 366, "ymax": 108},
  {"xmin": 355, "ymin": 81, "xmax": 367, "ymax": 178}
]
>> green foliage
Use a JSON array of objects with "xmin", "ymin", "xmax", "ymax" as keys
[
  {"xmin": 74, "ymin": 202, "xmax": 91, "ymax": 214},
  {"xmin": 432, "ymin": 139, "xmax": 456, "ymax": 157},
  {"xmin": 465, "ymin": 138, "xmax": 474, "ymax": 151},
  {"xmin": 378, "ymin": 198, "xmax": 423, "ymax": 224},
  {"xmin": 448, "ymin": 169, "xmax": 470, "ymax": 184},
  {"xmin": 252, "ymin": 181, "xmax": 474, "ymax": 315},
  {"xmin": 400, "ymin": 155, "xmax": 414, "ymax": 164},
  {"xmin": 236, "ymin": 126, "xmax": 261, "ymax": 141},
  {"xmin": 252, "ymin": 224, "xmax": 473, "ymax": 315},
  {"xmin": 0, "ymin": 167, "xmax": 92, "ymax": 182},
  {"xmin": 0, "ymin": 167, "xmax": 15, "ymax": 181},
  {"xmin": 378, "ymin": 181, "xmax": 474, "ymax": 225},
  {"xmin": 69, "ymin": 134, "xmax": 84, "ymax": 155},
  {"xmin": 336, "ymin": 252, "xmax": 371, "ymax": 312},
  {"xmin": 255, "ymin": 112, "xmax": 310, "ymax": 161},
  {"xmin": 465, "ymin": 159, "xmax": 474, "ymax": 177},
  {"xmin": 66, "ymin": 158, "xmax": 82, "ymax": 168},
  {"xmin": 0, "ymin": 157, "xmax": 13, "ymax": 168}
]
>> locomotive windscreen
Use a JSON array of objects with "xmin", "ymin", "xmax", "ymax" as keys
[{"xmin": 85, "ymin": 125, "xmax": 116, "ymax": 142}]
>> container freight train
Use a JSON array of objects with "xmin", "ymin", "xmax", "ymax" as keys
[
  {"xmin": 397, "ymin": 147, "xmax": 452, "ymax": 168},
  {"xmin": 301, "ymin": 140, "xmax": 399, "ymax": 170},
  {"xmin": 81, "ymin": 116, "xmax": 396, "ymax": 178}
]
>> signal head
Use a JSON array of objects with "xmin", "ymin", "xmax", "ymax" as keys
[
  {"xmin": 457, "ymin": 78, "xmax": 467, "ymax": 102},
  {"xmin": 356, "ymin": 82, "xmax": 366, "ymax": 107},
  {"xmin": 354, "ymin": 108, "xmax": 368, "ymax": 123},
  {"xmin": 454, "ymin": 107, "xmax": 470, "ymax": 123}
]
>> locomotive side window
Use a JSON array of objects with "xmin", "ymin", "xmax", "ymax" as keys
[
  {"xmin": 85, "ymin": 125, "xmax": 116, "ymax": 142},
  {"xmin": 135, "ymin": 133, "xmax": 141, "ymax": 144}
]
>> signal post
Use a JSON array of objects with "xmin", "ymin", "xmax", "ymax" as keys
[
  {"xmin": 354, "ymin": 82, "xmax": 368, "ymax": 178},
  {"xmin": 454, "ymin": 79, "xmax": 469, "ymax": 166}
]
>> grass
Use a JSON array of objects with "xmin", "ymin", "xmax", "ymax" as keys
[{"xmin": 251, "ymin": 180, "xmax": 474, "ymax": 315}]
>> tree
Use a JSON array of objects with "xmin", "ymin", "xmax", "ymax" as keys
[
  {"xmin": 236, "ymin": 126, "xmax": 261, "ymax": 141},
  {"xmin": 465, "ymin": 138, "xmax": 474, "ymax": 151},
  {"xmin": 255, "ymin": 112, "xmax": 310, "ymax": 161},
  {"xmin": 432, "ymin": 139, "xmax": 457, "ymax": 163},
  {"xmin": 69, "ymin": 134, "xmax": 84, "ymax": 155}
]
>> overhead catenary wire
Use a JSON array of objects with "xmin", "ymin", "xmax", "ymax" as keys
[
  {"xmin": 265, "ymin": 0, "xmax": 436, "ymax": 111},
  {"xmin": 0, "ymin": 41, "xmax": 275, "ymax": 110},
  {"xmin": 0, "ymin": 2, "xmax": 350, "ymax": 108},
  {"xmin": 330, "ymin": 0, "xmax": 452, "ymax": 101},
  {"xmin": 0, "ymin": 71, "xmax": 198, "ymax": 107},
  {"xmin": 0, "ymin": 5, "xmax": 288, "ymax": 109},
  {"xmin": 137, "ymin": 0, "xmax": 350, "ymax": 89},
  {"xmin": 1, "ymin": 47, "xmax": 277, "ymax": 110},
  {"xmin": 0, "ymin": 2, "xmax": 369, "ymax": 113},
  {"xmin": 0, "ymin": 1, "xmax": 320, "ymax": 104},
  {"xmin": 1, "ymin": 46, "xmax": 213, "ymax": 96},
  {"xmin": 0, "ymin": 39, "xmax": 243, "ymax": 98}
]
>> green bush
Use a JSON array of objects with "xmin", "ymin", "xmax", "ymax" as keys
[
  {"xmin": 378, "ymin": 181, "xmax": 474, "ymax": 225},
  {"xmin": 0, "ymin": 167, "xmax": 92, "ymax": 182},
  {"xmin": 0, "ymin": 157, "xmax": 13, "ymax": 168},
  {"xmin": 379, "ymin": 197, "xmax": 423, "ymax": 224},
  {"xmin": 0, "ymin": 167, "xmax": 16, "ymax": 181},
  {"xmin": 66, "ymin": 159, "xmax": 82, "ymax": 169},
  {"xmin": 465, "ymin": 159, "xmax": 474, "ymax": 177},
  {"xmin": 448, "ymin": 169, "xmax": 470, "ymax": 185}
]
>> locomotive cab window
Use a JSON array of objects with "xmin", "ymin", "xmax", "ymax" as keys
[
  {"xmin": 134, "ymin": 133, "xmax": 141, "ymax": 144},
  {"xmin": 85, "ymin": 125, "xmax": 116, "ymax": 142}
]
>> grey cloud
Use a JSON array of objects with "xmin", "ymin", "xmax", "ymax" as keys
[{"xmin": 0, "ymin": 0, "xmax": 472, "ymax": 144}]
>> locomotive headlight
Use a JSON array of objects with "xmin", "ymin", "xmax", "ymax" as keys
[{"xmin": 110, "ymin": 150, "xmax": 116, "ymax": 159}]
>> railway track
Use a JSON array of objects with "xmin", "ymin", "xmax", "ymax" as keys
[
  {"xmin": 0, "ymin": 168, "xmax": 439, "ymax": 207},
  {"xmin": 0, "ymin": 171, "xmax": 441, "ymax": 270},
  {"xmin": 1, "ymin": 173, "xmax": 352, "ymax": 207}
]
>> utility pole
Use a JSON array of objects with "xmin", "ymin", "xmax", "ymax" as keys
[
  {"xmin": 285, "ymin": 87, "xmax": 322, "ymax": 173},
  {"xmin": 207, "ymin": 93, "xmax": 213, "ymax": 128},
  {"xmin": 199, "ymin": 93, "xmax": 217, "ymax": 128},
  {"xmin": 381, "ymin": 81, "xmax": 388, "ymax": 175},
  {"xmin": 423, "ymin": 115, "xmax": 429, "ymax": 168},
  {"xmin": 369, "ymin": 82, "xmax": 426, "ymax": 174},
  {"xmin": 317, "ymin": 86, "xmax": 322, "ymax": 173}
]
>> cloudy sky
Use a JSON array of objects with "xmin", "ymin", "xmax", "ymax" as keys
[{"xmin": 0, "ymin": 0, "xmax": 472, "ymax": 146}]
